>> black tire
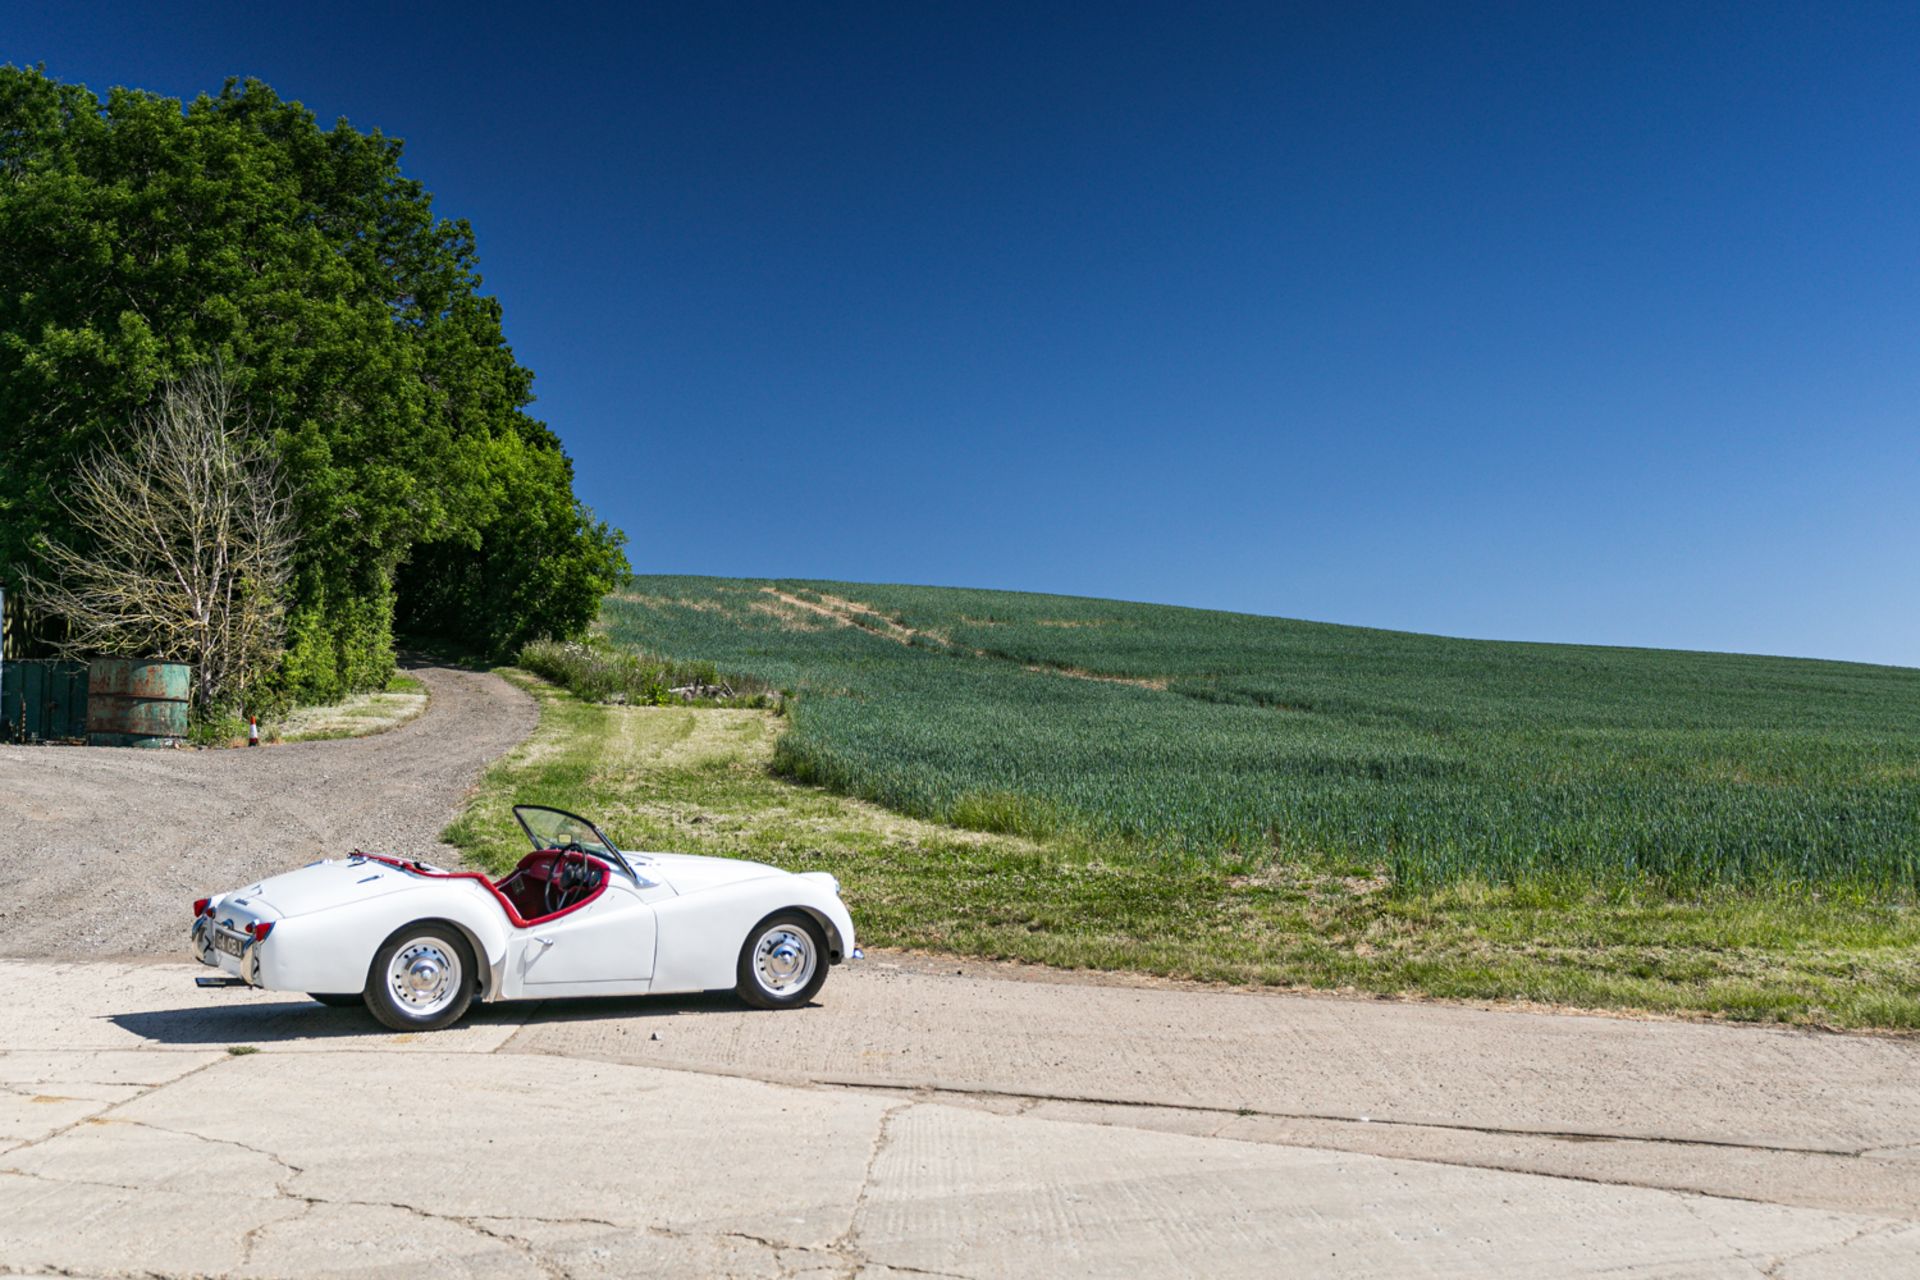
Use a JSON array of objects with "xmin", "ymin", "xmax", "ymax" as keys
[
  {"xmin": 736, "ymin": 911, "xmax": 829, "ymax": 1010},
  {"xmin": 308, "ymin": 992, "xmax": 364, "ymax": 1009},
  {"xmin": 364, "ymin": 923, "xmax": 476, "ymax": 1032}
]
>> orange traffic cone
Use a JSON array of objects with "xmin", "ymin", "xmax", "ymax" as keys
[{"xmin": 248, "ymin": 717, "xmax": 259, "ymax": 747}]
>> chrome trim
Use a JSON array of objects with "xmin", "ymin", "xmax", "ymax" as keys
[
  {"xmin": 751, "ymin": 925, "xmax": 818, "ymax": 995},
  {"xmin": 386, "ymin": 938, "xmax": 462, "ymax": 1017}
]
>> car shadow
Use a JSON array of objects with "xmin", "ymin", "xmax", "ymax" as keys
[
  {"xmin": 515, "ymin": 990, "xmax": 751, "ymax": 1022},
  {"xmin": 111, "ymin": 990, "xmax": 758, "ymax": 1045}
]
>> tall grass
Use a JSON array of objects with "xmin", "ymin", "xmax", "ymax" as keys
[{"xmin": 518, "ymin": 637, "xmax": 775, "ymax": 708}]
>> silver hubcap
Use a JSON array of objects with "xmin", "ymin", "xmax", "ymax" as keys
[
  {"xmin": 388, "ymin": 939, "xmax": 461, "ymax": 1016},
  {"xmin": 753, "ymin": 926, "xmax": 816, "ymax": 996}
]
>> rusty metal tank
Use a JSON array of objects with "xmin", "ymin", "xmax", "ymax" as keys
[{"xmin": 86, "ymin": 658, "xmax": 190, "ymax": 747}]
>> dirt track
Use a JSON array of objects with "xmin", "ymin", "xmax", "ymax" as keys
[{"xmin": 0, "ymin": 663, "xmax": 536, "ymax": 958}]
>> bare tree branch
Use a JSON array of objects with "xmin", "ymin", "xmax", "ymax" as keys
[{"xmin": 24, "ymin": 365, "xmax": 296, "ymax": 713}]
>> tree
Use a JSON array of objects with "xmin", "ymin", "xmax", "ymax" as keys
[
  {"xmin": 27, "ymin": 367, "xmax": 294, "ymax": 713},
  {"xmin": 0, "ymin": 67, "xmax": 627, "ymax": 697},
  {"xmin": 396, "ymin": 421, "xmax": 629, "ymax": 658}
]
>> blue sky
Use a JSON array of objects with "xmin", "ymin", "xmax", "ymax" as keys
[{"xmin": 7, "ymin": 2, "xmax": 1917, "ymax": 665}]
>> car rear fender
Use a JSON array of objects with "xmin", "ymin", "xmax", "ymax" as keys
[{"xmin": 259, "ymin": 881, "xmax": 514, "ymax": 998}]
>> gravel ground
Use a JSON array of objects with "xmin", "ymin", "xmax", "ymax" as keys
[{"xmin": 0, "ymin": 663, "xmax": 535, "ymax": 959}]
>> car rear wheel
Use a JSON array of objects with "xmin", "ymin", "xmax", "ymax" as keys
[
  {"xmin": 365, "ymin": 923, "xmax": 475, "ymax": 1031},
  {"xmin": 736, "ymin": 911, "xmax": 829, "ymax": 1010},
  {"xmin": 308, "ymin": 992, "xmax": 363, "ymax": 1009}
]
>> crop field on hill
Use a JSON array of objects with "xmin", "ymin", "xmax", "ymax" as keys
[{"xmin": 601, "ymin": 577, "xmax": 1920, "ymax": 895}]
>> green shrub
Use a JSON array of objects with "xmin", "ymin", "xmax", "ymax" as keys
[
  {"xmin": 186, "ymin": 712, "xmax": 247, "ymax": 748},
  {"xmin": 518, "ymin": 637, "xmax": 774, "ymax": 708}
]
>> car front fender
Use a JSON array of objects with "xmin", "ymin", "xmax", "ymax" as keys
[{"xmin": 649, "ymin": 875, "xmax": 858, "ymax": 995}]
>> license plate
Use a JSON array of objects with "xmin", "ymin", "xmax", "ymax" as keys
[{"xmin": 213, "ymin": 929, "xmax": 246, "ymax": 958}]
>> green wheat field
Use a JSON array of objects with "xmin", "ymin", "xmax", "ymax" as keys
[{"xmin": 603, "ymin": 576, "xmax": 1920, "ymax": 895}]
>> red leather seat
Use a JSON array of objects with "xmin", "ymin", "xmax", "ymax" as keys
[{"xmin": 354, "ymin": 851, "xmax": 608, "ymax": 928}]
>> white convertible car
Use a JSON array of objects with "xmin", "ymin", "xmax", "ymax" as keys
[{"xmin": 190, "ymin": 805, "xmax": 860, "ymax": 1030}]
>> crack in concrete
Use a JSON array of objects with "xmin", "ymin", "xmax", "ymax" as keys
[
  {"xmin": 3, "ymin": 1087, "xmax": 644, "ymax": 1280},
  {"xmin": 509, "ymin": 1043, "xmax": 1883, "ymax": 1162},
  {"xmin": 407, "ymin": 1208, "xmax": 571, "ymax": 1280},
  {"xmin": 0, "ymin": 1082, "xmax": 98, "ymax": 1101},
  {"xmin": 820, "ymin": 1097, "xmax": 931, "ymax": 1280},
  {"xmin": 0, "ymin": 1267, "xmax": 201, "ymax": 1279},
  {"xmin": 5, "ymin": 1034, "xmax": 1911, "ymax": 1276},
  {"xmin": 0, "ymin": 1055, "xmax": 230, "ymax": 1164},
  {"xmin": 488, "ymin": 1043, "xmax": 1920, "ymax": 1228},
  {"xmin": 639, "ymin": 1221, "xmax": 964, "ymax": 1280},
  {"xmin": 216, "ymin": 1170, "xmax": 629, "ymax": 1278},
  {"xmin": 1755, "ymin": 1216, "xmax": 1911, "ymax": 1277},
  {"xmin": 2, "ymin": 1040, "xmax": 919, "ymax": 1278},
  {"xmin": 637, "ymin": 1098, "xmax": 949, "ymax": 1280},
  {"xmin": 0, "ymin": 1164, "xmax": 175, "ymax": 1196},
  {"xmin": 1672, "ymin": 1191, "xmax": 1779, "ymax": 1276},
  {"xmin": 1002, "ymin": 1095, "xmax": 1920, "ymax": 1221},
  {"xmin": 0, "ymin": 1062, "xmax": 205, "ymax": 1091},
  {"xmin": 1856, "ymin": 1142, "xmax": 1920, "ymax": 1160},
  {"xmin": 820, "ymin": 1076, "xmax": 1873, "ymax": 1159},
  {"xmin": 0, "ymin": 1160, "xmax": 631, "ymax": 1278},
  {"xmin": 239, "ymin": 1194, "xmax": 312, "ymax": 1272},
  {"xmin": 112, "ymin": 1116, "xmax": 305, "ymax": 1194}
]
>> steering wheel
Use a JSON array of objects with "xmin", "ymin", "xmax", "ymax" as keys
[{"xmin": 543, "ymin": 843, "xmax": 593, "ymax": 915}]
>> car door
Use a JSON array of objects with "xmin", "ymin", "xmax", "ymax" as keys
[{"xmin": 512, "ymin": 878, "xmax": 657, "ymax": 995}]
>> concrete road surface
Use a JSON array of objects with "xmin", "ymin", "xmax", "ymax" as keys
[{"xmin": 1, "ymin": 957, "xmax": 1915, "ymax": 1278}]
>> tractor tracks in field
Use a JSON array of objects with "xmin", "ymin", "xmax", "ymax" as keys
[{"xmin": 757, "ymin": 586, "xmax": 1169, "ymax": 690}]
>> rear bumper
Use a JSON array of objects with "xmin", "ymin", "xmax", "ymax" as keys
[{"xmin": 189, "ymin": 916, "xmax": 261, "ymax": 985}]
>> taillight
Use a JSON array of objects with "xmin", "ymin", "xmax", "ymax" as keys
[
  {"xmin": 193, "ymin": 897, "xmax": 211, "ymax": 919},
  {"xmin": 246, "ymin": 921, "xmax": 274, "ymax": 942}
]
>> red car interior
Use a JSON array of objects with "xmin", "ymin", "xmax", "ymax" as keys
[{"xmin": 353, "ymin": 851, "xmax": 610, "ymax": 928}]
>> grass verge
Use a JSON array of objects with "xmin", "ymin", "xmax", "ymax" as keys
[
  {"xmin": 444, "ymin": 673, "xmax": 1920, "ymax": 1031},
  {"xmin": 274, "ymin": 670, "xmax": 429, "ymax": 742}
]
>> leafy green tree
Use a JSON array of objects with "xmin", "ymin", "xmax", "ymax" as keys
[
  {"xmin": 396, "ymin": 418, "xmax": 629, "ymax": 658},
  {"xmin": 0, "ymin": 66, "xmax": 626, "ymax": 696}
]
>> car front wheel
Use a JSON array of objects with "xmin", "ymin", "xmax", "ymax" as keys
[
  {"xmin": 736, "ymin": 912, "xmax": 829, "ymax": 1010},
  {"xmin": 365, "ymin": 923, "xmax": 475, "ymax": 1031}
]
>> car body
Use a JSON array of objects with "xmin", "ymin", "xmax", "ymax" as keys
[{"xmin": 190, "ymin": 805, "xmax": 859, "ymax": 1029}]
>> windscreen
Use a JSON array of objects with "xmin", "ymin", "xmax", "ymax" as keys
[{"xmin": 514, "ymin": 806, "xmax": 619, "ymax": 859}]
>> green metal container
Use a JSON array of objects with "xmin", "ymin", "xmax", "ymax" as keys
[
  {"xmin": 86, "ymin": 658, "xmax": 191, "ymax": 747},
  {"xmin": 1, "ymin": 659, "xmax": 90, "ymax": 741}
]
